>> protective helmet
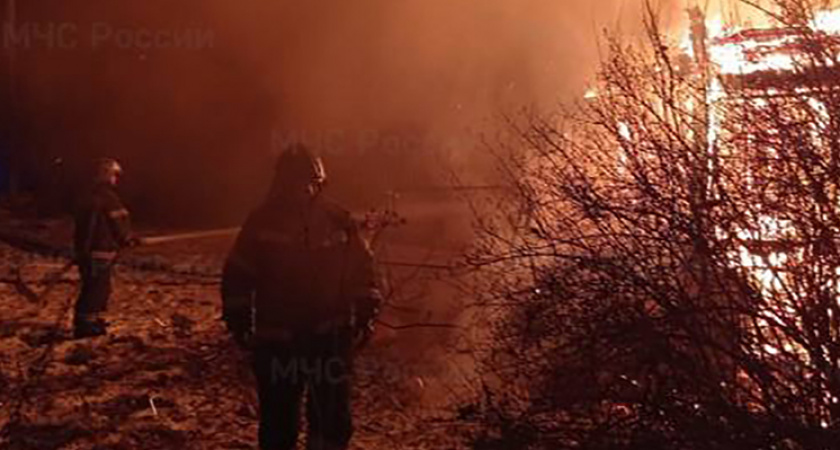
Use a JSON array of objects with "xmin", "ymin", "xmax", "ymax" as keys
[
  {"xmin": 274, "ymin": 144, "xmax": 327, "ymax": 192},
  {"xmin": 96, "ymin": 158, "xmax": 123, "ymax": 184}
]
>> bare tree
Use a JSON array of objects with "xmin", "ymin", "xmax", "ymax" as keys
[{"xmin": 463, "ymin": 1, "xmax": 840, "ymax": 449}]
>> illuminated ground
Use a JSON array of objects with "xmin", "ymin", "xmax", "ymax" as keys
[{"xmin": 0, "ymin": 211, "xmax": 468, "ymax": 449}]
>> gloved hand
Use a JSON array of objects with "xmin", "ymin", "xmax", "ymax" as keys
[{"xmin": 223, "ymin": 310, "xmax": 254, "ymax": 349}]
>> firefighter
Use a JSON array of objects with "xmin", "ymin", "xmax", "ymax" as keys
[
  {"xmin": 222, "ymin": 144, "xmax": 381, "ymax": 450},
  {"xmin": 73, "ymin": 158, "xmax": 139, "ymax": 338}
]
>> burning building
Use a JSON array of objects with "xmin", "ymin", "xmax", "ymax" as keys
[
  {"xmin": 687, "ymin": 9, "xmax": 840, "ymax": 294},
  {"xmin": 679, "ymin": 7, "xmax": 840, "ymax": 421}
]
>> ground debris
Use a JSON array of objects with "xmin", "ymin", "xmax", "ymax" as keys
[
  {"xmin": 0, "ymin": 220, "xmax": 467, "ymax": 449},
  {"xmin": 64, "ymin": 345, "xmax": 96, "ymax": 366},
  {"xmin": 3, "ymin": 421, "xmax": 93, "ymax": 450}
]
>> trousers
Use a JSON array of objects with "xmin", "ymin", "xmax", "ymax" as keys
[
  {"xmin": 74, "ymin": 258, "xmax": 113, "ymax": 319},
  {"xmin": 252, "ymin": 329, "xmax": 354, "ymax": 450}
]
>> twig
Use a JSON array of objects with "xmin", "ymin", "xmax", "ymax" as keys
[{"xmin": 149, "ymin": 396, "xmax": 159, "ymax": 417}]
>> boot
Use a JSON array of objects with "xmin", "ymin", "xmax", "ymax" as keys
[{"xmin": 73, "ymin": 317, "xmax": 109, "ymax": 339}]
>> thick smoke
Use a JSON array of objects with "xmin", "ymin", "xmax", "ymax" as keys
[
  {"xmin": 219, "ymin": 0, "xmax": 686, "ymax": 130},
  {"xmin": 7, "ymin": 0, "xmax": 699, "ymax": 223}
]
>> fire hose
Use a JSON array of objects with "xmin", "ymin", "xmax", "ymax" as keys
[
  {"xmin": 135, "ymin": 227, "xmax": 457, "ymax": 272},
  {"xmin": 1, "ymin": 227, "xmax": 458, "ymax": 289},
  {"xmin": 139, "ymin": 227, "xmax": 241, "ymax": 246}
]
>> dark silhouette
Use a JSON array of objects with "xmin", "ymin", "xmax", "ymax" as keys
[{"xmin": 222, "ymin": 145, "xmax": 381, "ymax": 450}]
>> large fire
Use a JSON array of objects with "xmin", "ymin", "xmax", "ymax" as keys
[
  {"xmin": 683, "ymin": 9, "xmax": 840, "ymax": 75},
  {"xmin": 690, "ymin": 9, "xmax": 840, "ymax": 367},
  {"xmin": 589, "ymin": 7, "xmax": 840, "ymax": 340}
]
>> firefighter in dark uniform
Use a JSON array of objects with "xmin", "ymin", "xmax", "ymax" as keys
[
  {"xmin": 222, "ymin": 145, "xmax": 381, "ymax": 450},
  {"xmin": 73, "ymin": 158, "xmax": 138, "ymax": 338}
]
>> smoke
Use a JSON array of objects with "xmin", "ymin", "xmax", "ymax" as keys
[
  {"xmin": 203, "ymin": 0, "xmax": 694, "ymax": 208},
  {"xmin": 9, "ymin": 0, "xmax": 694, "ymax": 223},
  {"xmin": 217, "ymin": 0, "xmax": 685, "ymax": 125}
]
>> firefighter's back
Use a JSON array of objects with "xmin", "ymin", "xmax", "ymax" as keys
[{"xmin": 243, "ymin": 196, "xmax": 359, "ymax": 335}]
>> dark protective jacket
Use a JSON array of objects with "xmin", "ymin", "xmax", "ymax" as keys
[
  {"xmin": 74, "ymin": 183, "xmax": 132, "ymax": 260},
  {"xmin": 222, "ymin": 195, "xmax": 381, "ymax": 340}
]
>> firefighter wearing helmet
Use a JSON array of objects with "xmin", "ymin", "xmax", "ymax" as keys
[
  {"xmin": 222, "ymin": 144, "xmax": 381, "ymax": 450},
  {"xmin": 72, "ymin": 158, "xmax": 140, "ymax": 338}
]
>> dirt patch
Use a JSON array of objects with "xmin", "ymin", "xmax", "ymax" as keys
[{"xmin": 0, "ymin": 217, "xmax": 469, "ymax": 448}]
